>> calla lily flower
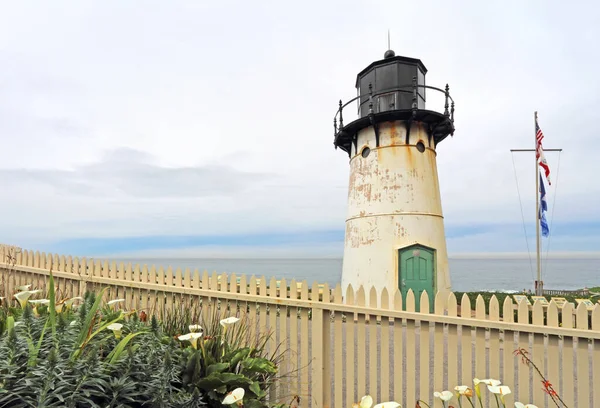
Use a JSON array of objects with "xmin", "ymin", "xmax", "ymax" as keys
[
  {"xmin": 359, "ymin": 395, "xmax": 373, "ymax": 408},
  {"xmin": 488, "ymin": 385, "xmax": 511, "ymax": 395},
  {"xmin": 13, "ymin": 290, "xmax": 42, "ymax": 308},
  {"xmin": 188, "ymin": 324, "xmax": 202, "ymax": 333},
  {"xmin": 373, "ymin": 402, "xmax": 401, "ymax": 408},
  {"xmin": 69, "ymin": 320, "xmax": 78, "ymax": 327},
  {"xmin": 434, "ymin": 390, "xmax": 453, "ymax": 401},
  {"xmin": 220, "ymin": 316, "xmax": 240, "ymax": 327},
  {"xmin": 58, "ymin": 296, "xmax": 83, "ymax": 312},
  {"xmin": 15, "ymin": 284, "xmax": 32, "ymax": 291},
  {"xmin": 106, "ymin": 323, "xmax": 124, "ymax": 339},
  {"xmin": 514, "ymin": 403, "xmax": 538, "ymax": 408},
  {"xmin": 454, "ymin": 385, "xmax": 473, "ymax": 397},
  {"xmin": 178, "ymin": 332, "xmax": 203, "ymax": 349},
  {"xmin": 107, "ymin": 299, "xmax": 125, "ymax": 308},
  {"xmin": 29, "ymin": 299, "xmax": 50, "ymax": 305},
  {"xmin": 222, "ymin": 387, "xmax": 244, "ymax": 405},
  {"xmin": 480, "ymin": 378, "xmax": 502, "ymax": 387},
  {"xmin": 489, "ymin": 384, "xmax": 511, "ymax": 404}
]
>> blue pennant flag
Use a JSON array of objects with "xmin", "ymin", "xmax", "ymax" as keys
[{"xmin": 539, "ymin": 173, "xmax": 549, "ymax": 237}]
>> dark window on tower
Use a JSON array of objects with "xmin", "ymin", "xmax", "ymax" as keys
[
  {"xmin": 377, "ymin": 92, "xmax": 396, "ymax": 113},
  {"xmin": 417, "ymin": 68, "xmax": 426, "ymax": 99}
]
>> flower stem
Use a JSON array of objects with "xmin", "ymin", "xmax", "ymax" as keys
[{"xmin": 514, "ymin": 348, "xmax": 569, "ymax": 408}]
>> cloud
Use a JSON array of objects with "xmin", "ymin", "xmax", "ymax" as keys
[
  {"xmin": 0, "ymin": 147, "xmax": 274, "ymax": 198},
  {"xmin": 0, "ymin": 1, "xmax": 599, "ymax": 257}
]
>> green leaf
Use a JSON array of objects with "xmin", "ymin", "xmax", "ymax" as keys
[
  {"xmin": 249, "ymin": 381, "xmax": 265, "ymax": 398},
  {"xmin": 243, "ymin": 398, "xmax": 268, "ymax": 408},
  {"xmin": 206, "ymin": 362, "xmax": 230, "ymax": 376},
  {"xmin": 107, "ymin": 332, "xmax": 143, "ymax": 364},
  {"xmin": 71, "ymin": 287, "xmax": 108, "ymax": 361},
  {"xmin": 27, "ymin": 319, "xmax": 48, "ymax": 367},
  {"xmin": 241, "ymin": 357, "xmax": 277, "ymax": 375},
  {"xmin": 230, "ymin": 347, "xmax": 252, "ymax": 368},
  {"xmin": 195, "ymin": 372, "xmax": 253, "ymax": 390},
  {"xmin": 6, "ymin": 315, "xmax": 14, "ymax": 332}
]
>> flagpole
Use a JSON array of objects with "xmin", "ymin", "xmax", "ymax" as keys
[{"xmin": 534, "ymin": 111, "xmax": 542, "ymax": 296}]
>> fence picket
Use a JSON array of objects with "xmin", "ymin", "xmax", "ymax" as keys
[
  {"xmin": 459, "ymin": 294, "xmax": 472, "ymax": 387},
  {"xmin": 594, "ymin": 334, "xmax": 600, "ymax": 407},
  {"xmin": 433, "ymin": 292, "xmax": 444, "ymax": 392},
  {"xmin": 367, "ymin": 287, "xmax": 378, "ymax": 401},
  {"xmin": 345, "ymin": 285, "xmax": 356, "ymax": 406},
  {"xmin": 419, "ymin": 290, "xmax": 431, "ymax": 406},
  {"xmin": 532, "ymin": 300, "xmax": 545, "ymax": 405},
  {"xmin": 289, "ymin": 278, "xmax": 299, "ymax": 400},
  {"xmin": 392, "ymin": 289, "xmax": 403, "ymax": 404},
  {"xmin": 299, "ymin": 281, "xmax": 310, "ymax": 404},
  {"xmin": 380, "ymin": 287, "xmax": 390, "ymax": 402},
  {"xmin": 333, "ymin": 285, "xmax": 344, "ymax": 407},
  {"xmin": 278, "ymin": 277, "xmax": 290, "ymax": 402},
  {"xmin": 576, "ymin": 303, "xmax": 590, "ymax": 407},
  {"xmin": 446, "ymin": 293, "xmax": 458, "ymax": 392}
]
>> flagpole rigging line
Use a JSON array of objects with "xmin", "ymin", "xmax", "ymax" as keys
[
  {"xmin": 511, "ymin": 151, "xmax": 536, "ymax": 284},
  {"xmin": 543, "ymin": 151, "xmax": 562, "ymax": 274}
]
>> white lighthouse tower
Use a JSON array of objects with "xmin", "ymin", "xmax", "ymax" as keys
[{"xmin": 334, "ymin": 49, "xmax": 455, "ymax": 310}]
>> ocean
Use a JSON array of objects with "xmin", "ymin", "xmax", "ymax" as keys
[{"xmin": 113, "ymin": 257, "xmax": 600, "ymax": 293}]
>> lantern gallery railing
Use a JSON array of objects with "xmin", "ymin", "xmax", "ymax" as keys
[{"xmin": 333, "ymin": 78, "xmax": 456, "ymax": 143}]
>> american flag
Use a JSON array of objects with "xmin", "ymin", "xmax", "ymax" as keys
[{"xmin": 535, "ymin": 116, "xmax": 551, "ymax": 185}]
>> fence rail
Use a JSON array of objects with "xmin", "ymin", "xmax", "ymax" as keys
[{"xmin": 1, "ymin": 246, "xmax": 600, "ymax": 408}]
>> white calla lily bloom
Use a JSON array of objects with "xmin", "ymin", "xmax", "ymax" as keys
[
  {"xmin": 222, "ymin": 387, "xmax": 244, "ymax": 405},
  {"xmin": 220, "ymin": 316, "xmax": 240, "ymax": 327},
  {"xmin": 454, "ymin": 385, "xmax": 470, "ymax": 394},
  {"xmin": 488, "ymin": 385, "xmax": 511, "ymax": 395},
  {"xmin": 434, "ymin": 390, "xmax": 454, "ymax": 401},
  {"xmin": 106, "ymin": 323, "xmax": 124, "ymax": 339},
  {"xmin": 14, "ymin": 290, "xmax": 43, "ymax": 308},
  {"xmin": 107, "ymin": 299, "xmax": 125, "ymax": 308},
  {"xmin": 178, "ymin": 332, "xmax": 203, "ymax": 349},
  {"xmin": 359, "ymin": 395, "xmax": 373, "ymax": 408},
  {"xmin": 57, "ymin": 296, "xmax": 84, "ymax": 313},
  {"xmin": 373, "ymin": 402, "xmax": 401, "ymax": 408},
  {"xmin": 29, "ymin": 299, "xmax": 50, "ymax": 305},
  {"xmin": 480, "ymin": 378, "xmax": 502, "ymax": 387},
  {"xmin": 16, "ymin": 284, "xmax": 32, "ymax": 291},
  {"xmin": 65, "ymin": 296, "xmax": 83, "ymax": 308},
  {"xmin": 514, "ymin": 403, "xmax": 538, "ymax": 408}
]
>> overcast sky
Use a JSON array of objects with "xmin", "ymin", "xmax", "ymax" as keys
[{"xmin": 0, "ymin": 0, "xmax": 598, "ymax": 258}]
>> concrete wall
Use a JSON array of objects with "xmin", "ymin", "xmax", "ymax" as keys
[{"xmin": 341, "ymin": 120, "xmax": 451, "ymax": 305}]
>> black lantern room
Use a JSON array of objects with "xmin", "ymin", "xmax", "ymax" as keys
[{"xmin": 333, "ymin": 49, "xmax": 455, "ymax": 156}]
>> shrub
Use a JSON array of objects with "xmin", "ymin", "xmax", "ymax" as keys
[{"xmin": 0, "ymin": 273, "xmax": 285, "ymax": 408}]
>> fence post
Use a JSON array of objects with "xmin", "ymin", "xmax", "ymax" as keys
[{"xmin": 310, "ymin": 281, "xmax": 329, "ymax": 407}]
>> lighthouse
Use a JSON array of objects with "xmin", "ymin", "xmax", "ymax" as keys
[{"xmin": 333, "ymin": 49, "xmax": 455, "ymax": 310}]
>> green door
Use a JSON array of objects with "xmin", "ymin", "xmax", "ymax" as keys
[{"xmin": 398, "ymin": 245, "xmax": 435, "ymax": 312}]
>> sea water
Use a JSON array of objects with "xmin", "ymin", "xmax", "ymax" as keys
[{"xmin": 112, "ymin": 257, "xmax": 599, "ymax": 292}]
